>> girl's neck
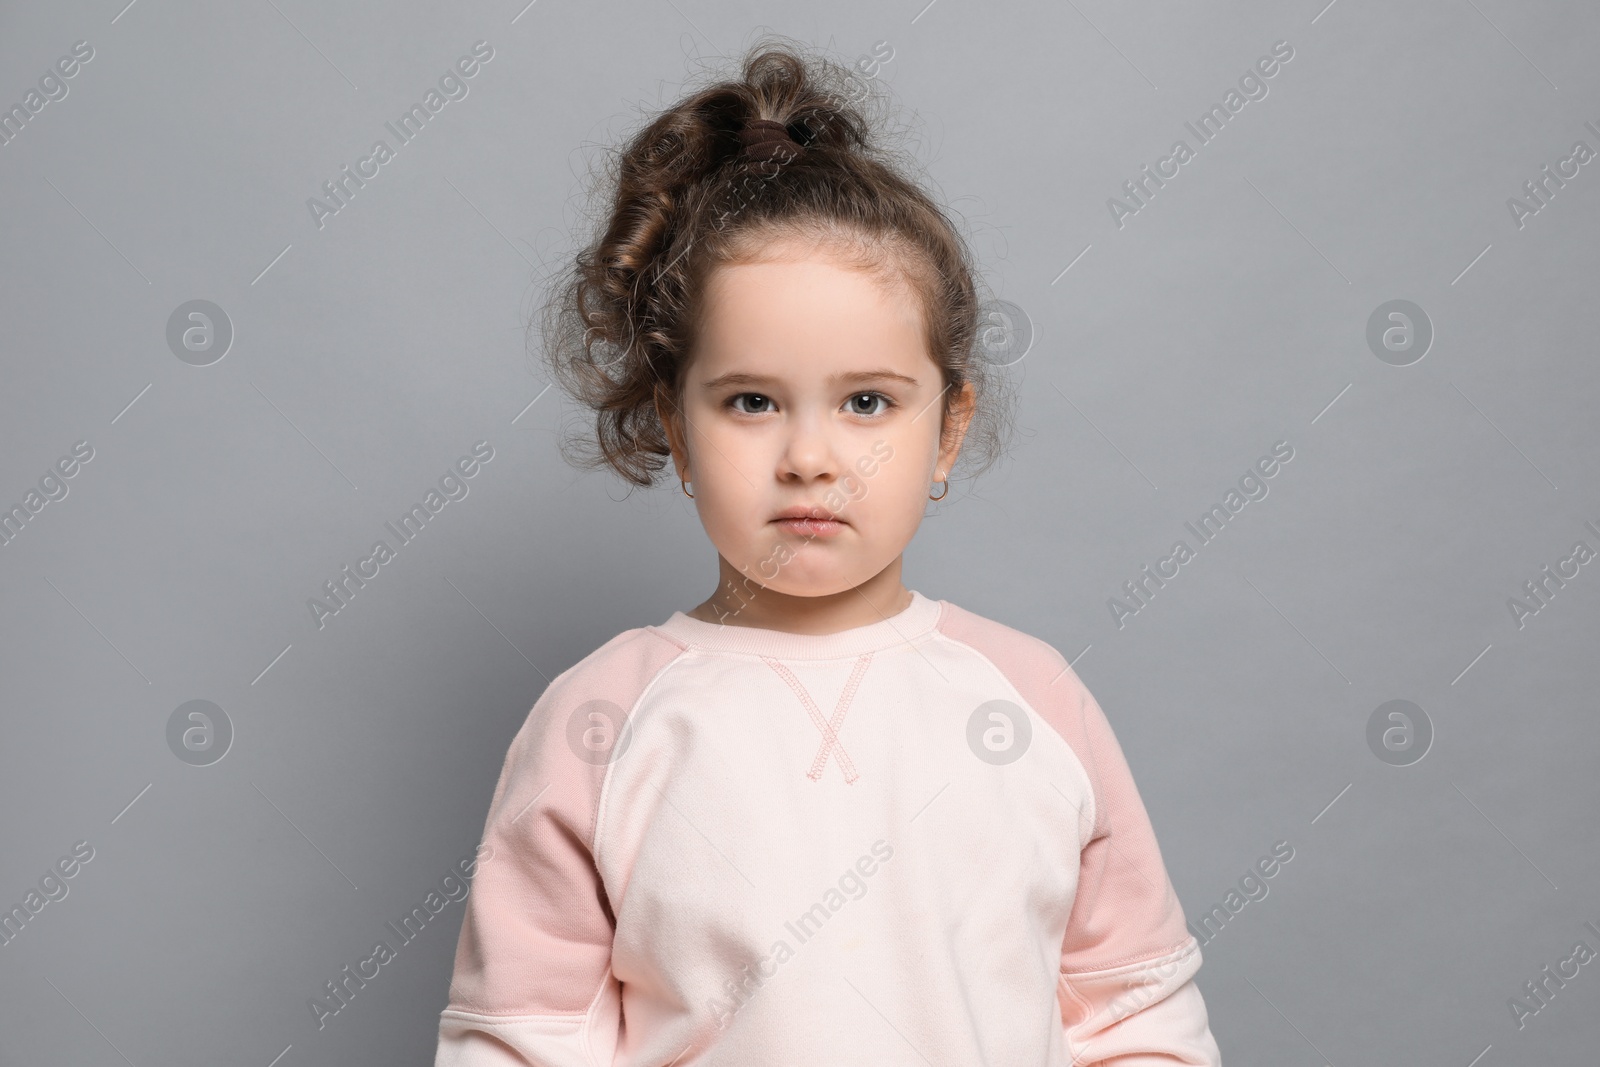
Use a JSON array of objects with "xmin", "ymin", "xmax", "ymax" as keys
[{"xmin": 687, "ymin": 559, "xmax": 912, "ymax": 636}]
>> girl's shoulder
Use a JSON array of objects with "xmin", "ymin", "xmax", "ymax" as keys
[
  {"xmin": 491, "ymin": 622, "xmax": 686, "ymax": 780},
  {"xmin": 932, "ymin": 597, "xmax": 1082, "ymax": 689},
  {"xmin": 539, "ymin": 621, "xmax": 685, "ymax": 705},
  {"xmin": 930, "ymin": 598, "xmax": 1137, "ymax": 754}
]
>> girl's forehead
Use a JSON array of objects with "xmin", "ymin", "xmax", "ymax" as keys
[
  {"xmin": 704, "ymin": 253, "xmax": 903, "ymax": 302},
  {"xmin": 697, "ymin": 258, "xmax": 924, "ymax": 347}
]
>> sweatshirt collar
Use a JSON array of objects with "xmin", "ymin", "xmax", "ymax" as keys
[{"xmin": 650, "ymin": 589, "xmax": 943, "ymax": 660}]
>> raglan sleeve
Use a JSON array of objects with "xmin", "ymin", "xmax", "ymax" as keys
[
  {"xmin": 1054, "ymin": 669, "xmax": 1223, "ymax": 1065},
  {"xmin": 434, "ymin": 672, "xmax": 623, "ymax": 1067}
]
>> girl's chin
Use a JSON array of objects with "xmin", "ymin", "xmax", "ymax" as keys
[{"xmin": 719, "ymin": 555, "xmax": 871, "ymax": 594}]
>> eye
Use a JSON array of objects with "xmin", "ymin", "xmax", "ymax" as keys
[
  {"xmin": 847, "ymin": 391, "xmax": 895, "ymax": 417},
  {"xmin": 722, "ymin": 391, "xmax": 897, "ymax": 417},
  {"xmin": 726, "ymin": 393, "xmax": 774, "ymax": 415}
]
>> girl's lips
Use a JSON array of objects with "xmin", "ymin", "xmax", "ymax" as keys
[{"xmin": 773, "ymin": 517, "xmax": 846, "ymax": 538}]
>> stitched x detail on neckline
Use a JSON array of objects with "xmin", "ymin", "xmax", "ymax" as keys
[{"xmin": 760, "ymin": 654, "xmax": 874, "ymax": 784}]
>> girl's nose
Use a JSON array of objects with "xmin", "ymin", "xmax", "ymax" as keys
[{"xmin": 778, "ymin": 410, "xmax": 840, "ymax": 481}]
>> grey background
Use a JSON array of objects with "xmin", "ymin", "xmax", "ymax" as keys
[{"xmin": 2, "ymin": 0, "xmax": 1598, "ymax": 1064}]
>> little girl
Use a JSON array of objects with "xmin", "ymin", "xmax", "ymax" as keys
[{"xmin": 435, "ymin": 39, "xmax": 1222, "ymax": 1067}]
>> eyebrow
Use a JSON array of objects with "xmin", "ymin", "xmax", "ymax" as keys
[{"xmin": 699, "ymin": 369, "xmax": 920, "ymax": 390}]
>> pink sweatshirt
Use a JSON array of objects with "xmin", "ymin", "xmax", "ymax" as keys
[{"xmin": 435, "ymin": 590, "xmax": 1222, "ymax": 1065}]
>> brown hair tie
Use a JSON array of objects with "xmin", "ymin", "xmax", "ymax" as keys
[{"xmin": 739, "ymin": 118, "xmax": 803, "ymax": 163}]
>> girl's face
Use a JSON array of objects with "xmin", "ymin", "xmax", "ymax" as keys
[{"xmin": 659, "ymin": 237, "xmax": 974, "ymax": 605}]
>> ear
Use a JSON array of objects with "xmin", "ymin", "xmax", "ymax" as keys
[
  {"xmin": 654, "ymin": 386, "xmax": 688, "ymax": 478},
  {"xmin": 935, "ymin": 380, "xmax": 977, "ymax": 476}
]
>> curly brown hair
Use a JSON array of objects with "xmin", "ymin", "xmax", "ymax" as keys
[{"xmin": 534, "ymin": 33, "xmax": 1015, "ymax": 490}]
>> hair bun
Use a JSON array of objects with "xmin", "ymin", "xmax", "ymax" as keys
[{"xmin": 738, "ymin": 118, "xmax": 803, "ymax": 164}]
